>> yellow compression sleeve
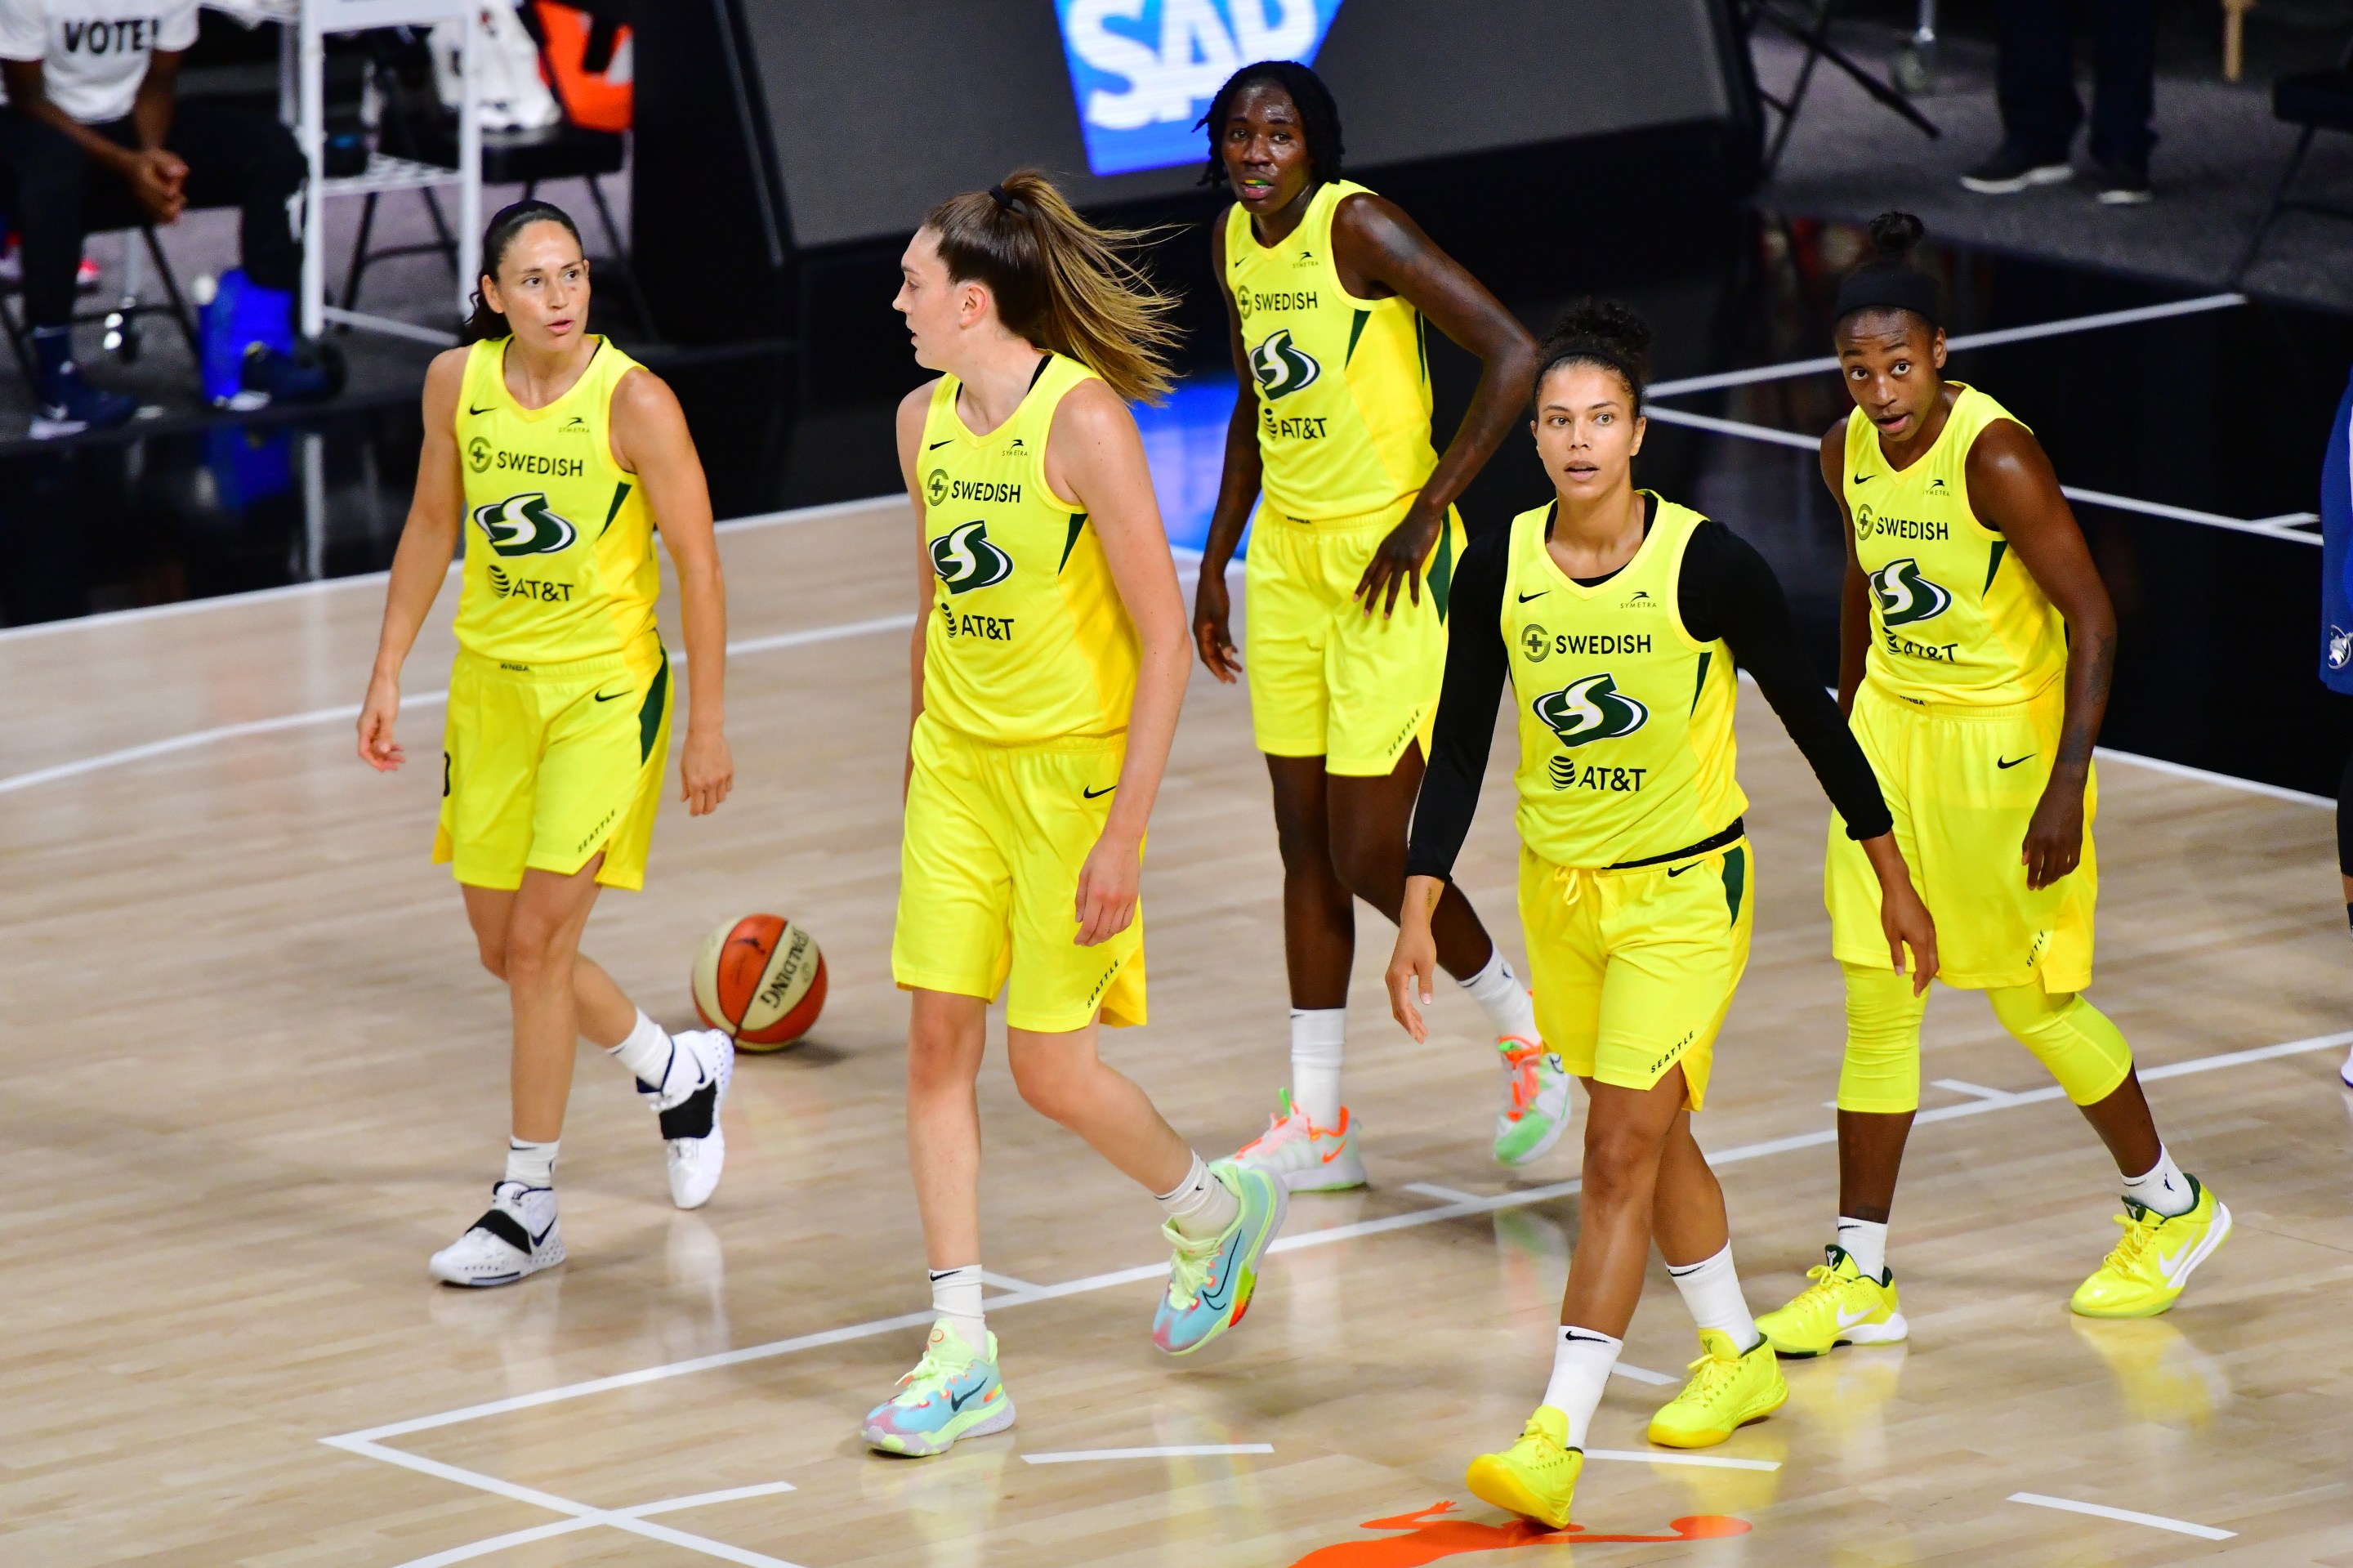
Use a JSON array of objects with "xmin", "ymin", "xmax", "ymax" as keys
[
  {"xmin": 1985, "ymin": 984, "xmax": 2133, "ymax": 1106},
  {"xmin": 1836, "ymin": 961, "xmax": 1929, "ymax": 1115}
]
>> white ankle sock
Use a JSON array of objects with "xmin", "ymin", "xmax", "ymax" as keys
[
  {"xmin": 1541, "ymin": 1326, "xmax": 1620, "ymax": 1448},
  {"xmin": 1835, "ymin": 1217, "xmax": 1889, "ymax": 1281},
  {"xmin": 609, "ymin": 1008, "xmax": 673, "ymax": 1088},
  {"xmin": 927, "ymin": 1263, "xmax": 987, "ymax": 1348},
  {"xmin": 504, "ymin": 1137, "xmax": 557, "ymax": 1189},
  {"xmin": 1155, "ymin": 1152, "xmax": 1240, "ymax": 1239},
  {"xmin": 1667, "ymin": 1242, "xmax": 1759, "ymax": 1350},
  {"xmin": 1460, "ymin": 948, "xmax": 1539, "ymax": 1043},
  {"xmin": 2122, "ymin": 1144, "xmax": 2194, "ymax": 1217},
  {"xmin": 1289, "ymin": 1008, "xmax": 1346, "ymax": 1128}
]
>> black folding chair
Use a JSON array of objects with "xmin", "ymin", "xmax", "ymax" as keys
[
  {"xmin": 1736, "ymin": 0, "xmax": 1941, "ymax": 179},
  {"xmin": 2230, "ymin": 29, "xmax": 2353, "ymax": 286}
]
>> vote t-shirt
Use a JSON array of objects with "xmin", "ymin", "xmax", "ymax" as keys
[{"xmin": 0, "ymin": 0, "xmax": 199, "ymax": 125}]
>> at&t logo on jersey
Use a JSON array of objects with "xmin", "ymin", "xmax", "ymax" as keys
[
  {"xmin": 1534, "ymin": 673, "xmax": 1649, "ymax": 748},
  {"xmin": 931, "ymin": 522, "xmax": 1015, "ymax": 594},
  {"xmin": 474, "ymin": 492, "xmax": 578, "ymax": 556},
  {"xmin": 1054, "ymin": 0, "xmax": 1344, "ymax": 176},
  {"xmin": 1869, "ymin": 556, "xmax": 1952, "ymax": 627},
  {"xmin": 1248, "ymin": 328, "xmax": 1321, "ymax": 399}
]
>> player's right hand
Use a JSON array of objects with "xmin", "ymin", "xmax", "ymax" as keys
[
  {"xmin": 357, "ymin": 673, "xmax": 404, "ymax": 771},
  {"xmin": 1191, "ymin": 570, "xmax": 1242, "ymax": 683},
  {"xmin": 1385, "ymin": 875, "xmax": 1446, "ymax": 1043}
]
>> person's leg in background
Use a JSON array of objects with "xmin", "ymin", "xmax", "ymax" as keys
[
  {"xmin": 1967, "ymin": 0, "xmax": 2083, "ymax": 192},
  {"xmin": 0, "ymin": 107, "xmax": 138, "ymax": 434},
  {"xmin": 168, "ymin": 101, "xmax": 332, "ymax": 402},
  {"xmin": 2087, "ymin": 0, "xmax": 2159, "ymax": 202}
]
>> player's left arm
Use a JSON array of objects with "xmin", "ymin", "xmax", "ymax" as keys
[
  {"xmin": 612, "ymin": 366, "xmax": 732, "ymax": 816},
  {"xmin": 1966, "ymin": 420, "xmax": 2115, "ymax": 891},
  {"xmin": 1046, "ymin": 380, "xmax": 1189, "ymax": 948},
  {"xmin": 1332, "ymin": 192, "xmax": 1538, "ymax": 618}
]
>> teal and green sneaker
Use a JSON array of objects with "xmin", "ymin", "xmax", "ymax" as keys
[
  {"xmin": 861, "ymin": 1320, "xmax": 1016, "ymax": 1456},
  {"xmin": 1153, "ymin": 1161, "xmax": 1287, "ymax": 1354}
]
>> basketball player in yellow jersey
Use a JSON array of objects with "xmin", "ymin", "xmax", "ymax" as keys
[
  {"xmin": 1387, "ymin": 301, "xmax": 1938, "ymax": 1530},
  {"xmin": 1190, "ymin": 62, "xmax": 1558, "ymax": 1191},
  {"xmin": 357, "ymin": 200, "xmax": 737, "ymax": 1288},
  {"xmin": 1757, "ymin": 214, "xmax": 2230, "ymax": 1356},
  {"xmin": 865, "ymin": 172, "xmax": 1288, "ymax": 1459}
]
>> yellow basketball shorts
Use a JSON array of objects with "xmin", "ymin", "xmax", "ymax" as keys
[
  {"xmin": 434, "ymin": 637, "xmax": 672, "ymax": 891},
  {"xmin": 1517, "ymin": 838, "xmax": 1754, "ymax": 1112},
  {"xmin": 1243, "ymin": 494, "xmax": 1464, "ymax": 776},
  {"xmin": 1825, "ymin": 679, "xmax": 2096, "ymax": 992},
  {"xmin": 892, "ymin": 716, "xmax": 1146, "ymax": 1033}
]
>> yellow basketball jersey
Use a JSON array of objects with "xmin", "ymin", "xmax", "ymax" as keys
[
  {"xmin": 1843, "ymin": 383, "xmax": 2066, "ymax": 706},
  {"xmin": 452, "ymin": 337, "xmax": 659, "ymax": 663},
  {"xmin": 1502, "ymin": 496, "xmax": 1747, "ymax": 867},
  {"xmin": 917, "ymin": 354, "xmax": 1140, "ymax": 744},
  {"xmin": 1224, "ymin": 179, "xmax": 1437, "ymax": 518}
]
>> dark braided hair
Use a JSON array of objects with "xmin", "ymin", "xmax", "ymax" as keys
[
  {"xmin": 1194, "ymin": 60, "xmax": 1345, "ymax": 190},
  {"xmin": 1534, "ymin": 298, "xmax": 1654, "ymax": 412}
]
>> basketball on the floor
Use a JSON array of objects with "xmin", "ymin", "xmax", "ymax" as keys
[{"xmin": 691, "ymin": 914, "xmax": 827, "ymax": 1050}]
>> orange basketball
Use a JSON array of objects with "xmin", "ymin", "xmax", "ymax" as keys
[{"xmin": 691, "ymin": 914, "xmax": 827, "ymax": 1051}]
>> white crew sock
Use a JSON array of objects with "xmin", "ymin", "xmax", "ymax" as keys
[
  {"xmin": 1155, "ymin": 1151, "xmax": 1241, "ymax": 1240},
  {"xmin": 1540, "ymin": 1326, "xmax": 1620, "ymax": 1448},
  {"xmin": 1835, "ymin": 1216, "xmax": 1890, "ymax": 1282},
  {"xmin": 2122, "ymin": 1144, "xmax": 2194, "ymax": 1218},
  {"xmin": 927, "ymin": 1263, "xmax": 987, "ymax": 1348},
  {"xmin": 608, "ymin": 1008, "xmax": 674, "ymax": 1089},
  {"xmin": 1667, "ymin": 1243, "xmax": 1760, "ymax": 1350},
  {"xmin": 1289, "ymin": 1008, "xmax": 1346, "ymax": 1128},
  {"xmin": 1460, "ymin": 948, "xmax": 1540, "ymax": 1043},
  {"xmin": 504, "ymin": 1137, "xmax": 557, "ymax": 1190}
]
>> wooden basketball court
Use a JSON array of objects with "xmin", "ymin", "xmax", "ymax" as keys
[{"xmin": 7, "ymin": 498, "xmax": 2350, "ymax": 1566}]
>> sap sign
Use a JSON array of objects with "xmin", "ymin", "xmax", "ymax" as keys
[{"xmin": 1055, "ymin": 0, "xmax": 1344, "ymax": 176}]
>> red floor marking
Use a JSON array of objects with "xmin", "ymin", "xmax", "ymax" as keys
[{"xmin": 1288, "ymin": 1502, "xmax": 1751, "ymax": 1566}]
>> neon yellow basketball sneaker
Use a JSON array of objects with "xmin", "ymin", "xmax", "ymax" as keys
[
  {"xmin": 1465, "ymin": 1405, "xmax": 1583, "ymax": 1530},
  {"xmin": 2070, "ymin": 1175, "xmax": 2231, "ymax": 1319},
  {"xmin": 1755, "ymin": 1245, "xmax": 1909, "ymax": 1357},
  {"xmin": 1647, "ymin": 1329, "xmax": 1788, "ymax": 1449}
]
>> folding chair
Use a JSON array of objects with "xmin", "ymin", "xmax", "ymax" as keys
[
  {"xmin": 1735, "ymin": 0, "xmax": 1941, "ymax": 179},
  {"xmin": 2230, "ymin": 29, "xmax": 2353, "ymax": 286}
]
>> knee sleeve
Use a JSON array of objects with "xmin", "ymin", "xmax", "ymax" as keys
[
  {"xmin": 1986, "ymin": 984, "xmax": 2132, "ymax": 1106},
  {"xmin": 1836, "ymin": 961, "xmax": 1927, "ymax": 1114}
]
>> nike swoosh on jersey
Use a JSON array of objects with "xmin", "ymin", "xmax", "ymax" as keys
[
  {"xmin": 1852, "ymin": 473, "xmax": 1876, "ymax": 483},
  {"xmin": 469, "ymin": 404, "xmax": 496, "ymax": 416},
  {"xmin": 1666, "ymin": 863, "xmax": 1698, "ymax": 877},
  {"xmin": 1083, "ymin": 784, "xmax": 1116, "ymax": 799},
  {"xmin": 928, "ymin": 439, "xmax": 953, "ymax": 449},
  {"xmin": 593, "ymin": 688, "xmax": 628, "ymax": 703},
  {"xmin": 1997, "ymin": 754, "xmax": 2034, "ymax": 769},
  {"xmin": 1517, "ymin": 590, "xmax": 1549, "ymax": 602}
]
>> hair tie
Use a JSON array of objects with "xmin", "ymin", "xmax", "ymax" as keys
[
  {"xmin": 1834, "ymin": 266, "xmax": 1940, "ymax": 328},
  {"xmin": 989, "ymin": 184, "xmax": 1024, "ymax": 215}
]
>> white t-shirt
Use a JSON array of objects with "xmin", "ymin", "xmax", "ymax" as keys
[{"xmin": 0, "ymin": 0, "xmax": 199, "ymax": 125}]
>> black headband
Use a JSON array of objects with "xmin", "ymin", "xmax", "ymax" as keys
[
  {"xmin": 989, "ymin": 184, "xmax": 1025, "ymax": 215},
  {"xmin": 1834, "ymin": 266, "xmax": 1940, "ymax": 327},
  {"xmin": 1539, "ymin": 338, "xmax": 1645, "ymax": 408}
]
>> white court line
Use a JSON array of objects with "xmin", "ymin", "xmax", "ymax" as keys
[
  {"xmin": 1930, "ymin": 1079, "xmax": 2027, "ymax": 1105},
  {"xmin": 2007, "ymin": 1491, "xmax": 2236, "ymax": 1540},
  {"xmin": 1645, "ymin": 294, "xmax": 2248, "ymax": 399},
  {"xmin": 1641, "ymin": 404, "xmax": 2327, "ymax": 545},
  {"xmin": 1584, "ymin": 1449, "xmax": 1781, "ymax": 1472},
  {"xmin": 1400, "ymin": 1181, "xmax": 1482, "ymax": 1204},
  {"xmin": 1020, "ymin": 1445, "xmax": 1274, "ymax": 1464},
  {"xmin": 0, "ymin": 611, "xmax": 918, "ymax": 797},
  {"xmin": 378, "ymin": 1481, "xmax": 802, "ymax": 1568},
  {"xmin": 2093, "ymin": 746, "xmax": 2332, "ymax": 808}
]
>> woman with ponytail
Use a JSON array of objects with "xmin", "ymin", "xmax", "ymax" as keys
[
  {"xmin": 358, "ymin": 199, "xmax": 737, "ymax": 1286},
  {"xmin": 1388, "ymin": 299, "xmax": 1937, "ymax": 1526},
  {"xmin": 867, "ymin": 169, "xmax": 1285, "ymax": 1459},
  {"xmin": 1756, "ymin": 212, "xmax": 2230, "ymax": 1356}
]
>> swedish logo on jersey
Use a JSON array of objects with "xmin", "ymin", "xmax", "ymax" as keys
[
  {"xmin": 931, "ymin": 521, "xmax": 1015, "ymax": 594},
  {"xmin": 473, "ymin": 492, "xmax": 578, "ymax": 556},
  {"xmin": 1869, "ymin": 556, "xmax": 1953, "ymax": 627},
  {"xmin": 1248, "ymin": 328, "xmax": 1321, "ymax": 399},
  {"xmin": 1534, "ymin": 673, "xmax": 1649, "ymax": 748}
]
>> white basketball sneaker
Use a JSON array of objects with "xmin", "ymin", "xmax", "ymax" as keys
[
  {"xmin": 640, "ymin": 1026, "xmax": 734, "ymax": 1209},
  {"xmin": 1230, "ymin": 1090, "xmax": 1367, "ymax": 1191},
  {"xmin": 1494, "ymin": 1034, "xmax": 1572, "ymax": 1167},
  {"xmin": 429, "ymin": 1180, "xmax": 564, "ymax": 1287}
]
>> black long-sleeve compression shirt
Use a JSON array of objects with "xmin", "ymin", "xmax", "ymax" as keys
[{"xmin": 1405, "ymin": 498, "xmax": 1895, "ymax": 880}]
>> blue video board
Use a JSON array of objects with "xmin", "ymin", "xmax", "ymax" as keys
[{"xmin": 1053, "ymin": 1, "xmax": 1344, "ymax": 176}]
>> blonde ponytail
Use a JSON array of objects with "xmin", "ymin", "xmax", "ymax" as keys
[{"xmin": 922, "ymin": 169, "xmax": 1179, "ymax": 406}]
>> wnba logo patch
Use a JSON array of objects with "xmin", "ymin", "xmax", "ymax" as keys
[
  {"xmin": 1534, "ymin": 673, "xmax": 1648, "ymax": 748},
  {"xmin": 1249, "ymin": 329, "xmax": 1321, "ymax": 399},
  {"xmin": 473, "ymin": 492, "xmax": 578, "ymax": 556},
  {"xmin": 1869, "ymin": 557, "xmax": 1952, "ymax": 626},
  {"xmin": 931, "ymin": 521, "xmax": 1015, "ymax": 593}
]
